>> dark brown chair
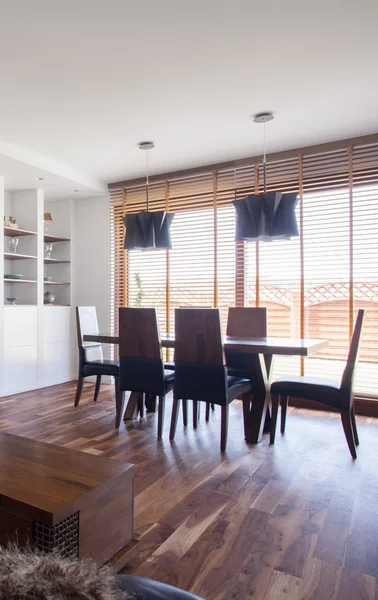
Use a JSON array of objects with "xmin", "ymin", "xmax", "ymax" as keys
[
  {"xmin": 170, "ymin": 308, "xmax": 252, "ymax": 451},
  {"xmin": 117, "ymin": 307, "xmax": 174, "ymax": 434},
  {"xmin": 226, "ymin": 307, "xmax": 267, "ymax": 376},
  {"xmin": 75, "ymin": 306, "xmax": 120, "ymax": 407},
  {"xmin": 270, "ymin": 309, "xmax": 365, "ymax": 459}
]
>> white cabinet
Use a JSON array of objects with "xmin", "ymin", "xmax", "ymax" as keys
[
  {"xmin": 4, "ymin": 346, "xmax": 38, "ymax": 390},
  {"xmin": 0, "ymin": 188, "xmax": 75, "ymax": 397},
  {"xmin": 44, "ymin": 306, "xmax": 70, "ymax": 343},
  {"xmin": 4, "ymin": 306, "xmax": 38, "ymax": 348},
  {"xmin": 43, "ymin": 341, "xmax": 71, "ymax": 382},
  {"xmin": 42, "ymin": 306, "xmax": 72, "ymax": 382}
]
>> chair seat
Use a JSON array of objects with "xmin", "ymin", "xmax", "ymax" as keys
[
  {"xmin": 164, "ymin": 368, "xmax": 175, "ymax": 393},
  {"xmin": 227, "ymin": 375, "xmax": 252, "ymax": 403},
  {"xmin": 271, "ymin": 375, "xmax": 341, "ymax": 408},
  {"xmin": 115, "ymin": 574, "xmax": 204, "ymax": 600},
  {"xmin": 83, "ymin": 359, "xmax": 119, "ymax": 377},
  {"xmin": 164, "ymin": 368, "xmax": 175, "ymax": 382}
]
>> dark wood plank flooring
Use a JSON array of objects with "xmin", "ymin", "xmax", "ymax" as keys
[{"xmin": 1, "ymin": 381, "xmax": 378, "ymax": 599}]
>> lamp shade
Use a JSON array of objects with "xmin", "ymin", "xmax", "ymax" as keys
[
  {"xmin": 44, "ymin": 213, "xmax": 52, "ymax": 222},
  {"xmin": 233, "ymin": 192, "xmax": 299, "ymax": 242},
  {"xmin": 123, "ymin": 210, "xmax": 175, "ymax": 250}
]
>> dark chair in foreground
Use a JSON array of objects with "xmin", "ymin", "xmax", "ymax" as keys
[
  {"xmin": 170, "ymin": 308, "xmax": 252, "ymax": 451},
  {"xmin": 270, "ymin": 309, "xmax": 365, "ymax": 459},
  {"xmin": 74, "ymin": 306, "xmax": 120, "ymax": 407},
  {"xmin": 116, "ymin": 575, "xmax": 203, "ymax": 599},
  {"xmin": 117, "ymin": 307, "xmax": 174, "ymax": 434}
]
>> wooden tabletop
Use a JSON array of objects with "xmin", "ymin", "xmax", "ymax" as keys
[
  {"xmin": 84, "ymin": 332, "xmax": 328, "ymax": 357},
  {"xmin": 0, "ymin": 432, "xmax": 134, "ymax": 524}
]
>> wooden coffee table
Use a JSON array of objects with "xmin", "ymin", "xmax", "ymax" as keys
[{"xmin": 0, "ymin": 433, "xmax": 135, "ymax": 571}]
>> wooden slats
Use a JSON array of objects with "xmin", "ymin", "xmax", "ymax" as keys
[{"xmin": 110, "ymin": 138, "xmax": 378, "ymax": 400}]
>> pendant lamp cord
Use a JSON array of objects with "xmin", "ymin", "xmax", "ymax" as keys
[
  {"xmin": 146, "ymin": 148, "xmax": 149, "ymax": 212},
  {"xmin": 263, "ymin": 120, "xmax": 267, "ymax": 194}
]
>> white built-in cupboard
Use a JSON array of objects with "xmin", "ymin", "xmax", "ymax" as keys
[{"xmin": 0, "ymin": 177, "xmax": 75, "ymax": 396}]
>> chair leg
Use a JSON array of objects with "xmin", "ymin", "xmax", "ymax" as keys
[
  {"xmin": 93, "ymin": 375, "xmax": 101, "ymax": 402},
  {"xmin": 145, "ymin": 394, "xmax": 157, "ymax": 412},
  {"xmin": 170, "ymin": 398, "xmax": 180, "ymax": 440},
  {"xmin": 182, "ymin": 399, "xmax": 188, "ymax": 426},
  {"xmin": 350, "ymin": 405, "xmax": 359, "ymax": 446},
  {"xmin": 157, "ymin": 396, "xmax": 165, "ymax": 438},
  {"xmin": 270, "ymin": 394, "xmax": 279, "ymax": 444},
  {"xmin": 74, "ymin": 377, "xmax": 84, "ymax": 407},
  {"xmin": 205, "ymin": 402, "xmax": 210, "ymax": 422},
  {"xmin": 138, "ymin": 393, "xmax": 145, "ymax": 418},
  {"xmin": 340, "ymin": 410, "xmax": 357, "ymax": 459},
  {"xmin": 280, "ymin": 395, "xmax": 288, "ymax": 434},
  {"xmin": 220, "ymin": 404, "xmax": 229, "ymax": 452},
  {"xmin": 115, "ymin": 378, "xmax": 126, "ymax": 428},
  {"xmin": 193, "ymin": 401, "xmax": 199, "ymax": 429},
  {"xmin": 242, "ymin": 393, "xmax": 251, "ymax": 439}
]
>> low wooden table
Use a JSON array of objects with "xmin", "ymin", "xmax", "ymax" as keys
[{"xmin": 0, "ymin": 433, "xmax": 135, "ymax": 571}]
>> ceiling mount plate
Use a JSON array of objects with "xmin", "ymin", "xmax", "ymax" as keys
[
  {"xmin": 253, "ymin": 112, "xmax": 274, "ymax": 124},
  {"xmin": 139, "ymin": 141, "xmax": 155, "ymax": 150}
]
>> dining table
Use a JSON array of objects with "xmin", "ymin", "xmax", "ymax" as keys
[{"xmin": 83, "ymin": 332, "xmax": 328, "ymax": 444}]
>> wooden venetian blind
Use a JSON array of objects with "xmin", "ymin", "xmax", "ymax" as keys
[{"xmin": 110, "ymin": 134, "xmax": 378, "ymax": 398}]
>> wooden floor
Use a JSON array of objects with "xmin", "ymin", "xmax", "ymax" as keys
[{"xmin": 1, "ymin": 381, "xmax": 378, "ymax": 599}]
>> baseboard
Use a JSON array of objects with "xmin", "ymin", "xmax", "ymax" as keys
[{"xmin": 0, "ymin": 374, "xmax": 76, "ymax": 398}]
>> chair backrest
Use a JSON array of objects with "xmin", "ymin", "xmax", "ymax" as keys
[
  {"xmin": 118, "ymin": 307, "xmax": 161, "ymax": 359},
  {"xmin": 174, "ymin": 308, "xmax": 228, "ymax": 405},
  {"xmin": 118, "ymin": 307, "xmax": 165, "ymax": 395},
  {"xmin": 76, "ymin": 306, "xmax": 103, "ymax": 363},
  {"xmin": 340, "ymin": 309, "xmax": 364, "ymax": 403},
  {"xmin": 76, "ymin": 306, "xmax": 100, "ymax": 348},
  {"xmin": 175, "ymin": 308, "xmax": 224, "ymax": 365},
  {"xmin": 227, "ymin": 307, "xmax": 267, "ymax": 338}
]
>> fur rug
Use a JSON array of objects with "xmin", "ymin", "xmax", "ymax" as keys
[{"xmin": 0, "ymin": 546, "xmax": 133, "ymax": 600}]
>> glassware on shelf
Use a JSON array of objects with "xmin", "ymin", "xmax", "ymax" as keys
[
  {"xmin": 8, "ymin": 238, "xmax": 19, "ymax": 254},
  {"xmin": 44, "ymin": 243, "xmax": 53, "ymax": 259},
  {"xmin": 44, "ymin": 212, "xmax": 52, "ymax": 234}
]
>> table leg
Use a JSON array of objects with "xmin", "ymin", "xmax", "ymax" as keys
[
  {"xmin": 124, "ymin": 392, "xmax": 139, "ymax": 420},
  {"xmin": 243, "ymin": 353, "xmax": 273, "ymax": 444}
]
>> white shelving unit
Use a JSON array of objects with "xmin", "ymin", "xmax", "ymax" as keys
[{"xmin": 0, "ymin": 183, "xmax": 75, "ymax": 396}]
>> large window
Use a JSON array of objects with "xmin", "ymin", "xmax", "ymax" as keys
[{"xmin": 110, "ymin": 138, "xmax": 378, "ymax": 399}]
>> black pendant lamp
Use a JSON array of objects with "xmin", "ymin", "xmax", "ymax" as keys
[
  {"xmin": 233, "ymin": 113, "xmax": 299, "ymax": 242},
  {"xmin": 123, "ymin": 142, "xmax": 175, "ymax": 250}
]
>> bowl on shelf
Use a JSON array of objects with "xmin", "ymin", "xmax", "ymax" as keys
[
  {"xmin": 6, "ymin": 297, "xmax": 20, "ymax": 305},
  {"xmin": 44, "ymin": 276, "xmax": 52, "ymax": 281},
  {"xmin": 4, "ymin": 274, "xmax": 23, "ymax": 280},
  {"xmin": 44, "ymin": 291, "xmax": 55, "ymax": 304}
]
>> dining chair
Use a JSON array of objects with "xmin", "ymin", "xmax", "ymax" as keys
[
  {"xmin": 270, "ymin": 309, "xmax": 365, "ymax": 459},
  {"xmin": 170, "ymin": 308, "xmax": 253, "ymax": 451},
  {"xmin": 74, "ymin": 306, "xmax": 120, "ymax": 407},
  {"xmin": 226, "ymin": 307, "xmax": 267, "ymax": 376},
  {"xmin": 117, "ymin": 307, "xmax": 175, "ymax": 435}
]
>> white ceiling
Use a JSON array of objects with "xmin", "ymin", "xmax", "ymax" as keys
[{"xmin": 0, "ymin": 0, "xmax": 377, "ymax": 191}]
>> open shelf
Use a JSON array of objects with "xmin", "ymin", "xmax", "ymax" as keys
[
  {"xmin": 4, "ymin": 304, "xmax": 37, "ymax": 307},
  {"xmin": 44, "ymin": 234, "xmax": 70, "ymax": 243},
  {"xmin": 4, "ymin": 226, "xmax": 37, "ymax": 237},
  {"xmin": 4, "ymin": 253, "xmax": 37, "ymax": 260},
  {"xmin": 43, "ymin": 281, "xmax": 70, "ymax": 285},
  {"xmin": 4, "ymin": 279, "xmax": 37, "ymax": 284},
  {"xmin": 44, "ymin": 303, "xmax": 70, "ymax": 307},
  {"xmin": 44, "ymin": 258, "xmax": 70, "ymax": 264}
]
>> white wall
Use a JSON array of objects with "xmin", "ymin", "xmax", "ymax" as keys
[{"xmin": 73, "ymin": 195, "xmax": 111, "ymax": 360}]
